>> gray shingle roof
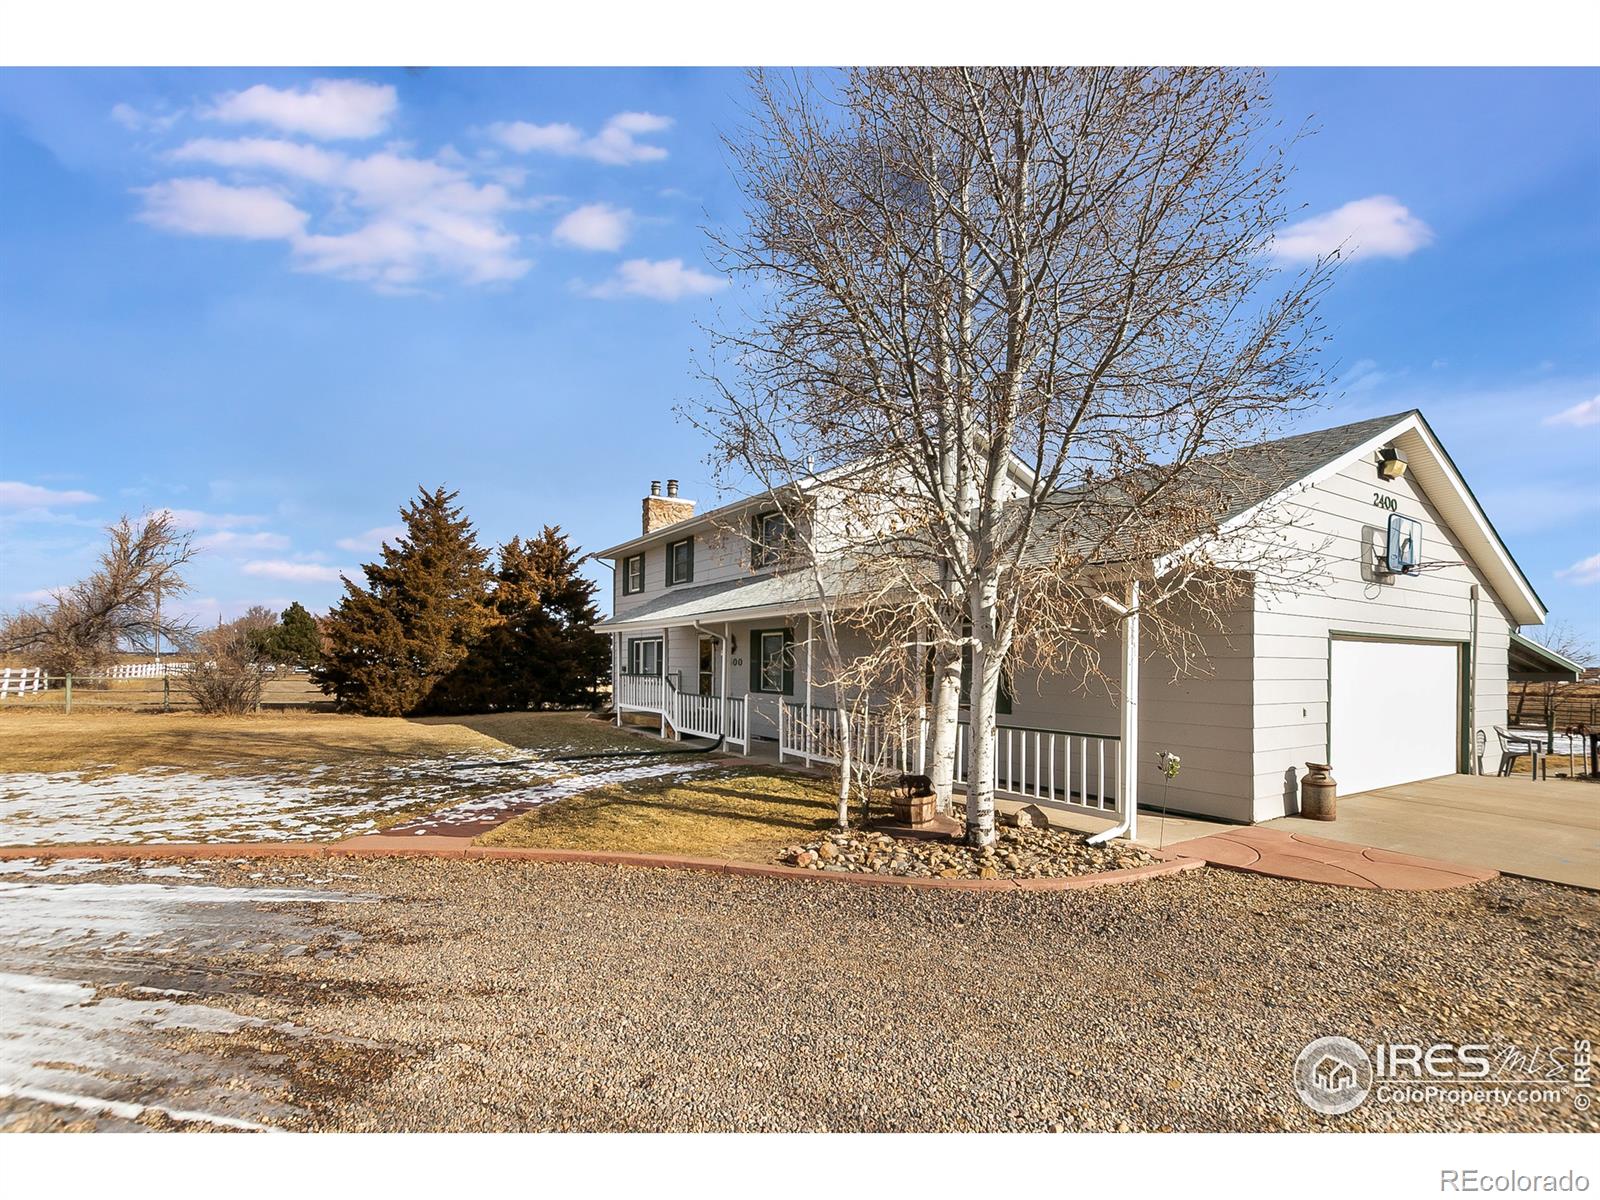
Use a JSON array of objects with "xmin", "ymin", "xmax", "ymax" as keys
[{"xmin": 600, "ymin": 411, "xmax": 1417, "ymax": 625}]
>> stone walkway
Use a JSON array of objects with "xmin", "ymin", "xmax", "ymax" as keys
[{"xmin": 1158, "ymin": 826, "xmax": 1498, "ymax": 890}]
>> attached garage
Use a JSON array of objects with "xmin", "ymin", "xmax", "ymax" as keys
[{"xmin": 1329, "ymin": 636, "xmax": 1463, "ymax": 796}]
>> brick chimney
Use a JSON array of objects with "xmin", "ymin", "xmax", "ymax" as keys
[{"xmin": 642, "ymin": 478, "xmax": 695, "ymax": 534}]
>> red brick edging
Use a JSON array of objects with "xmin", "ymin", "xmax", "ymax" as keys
[{"xmin": 0, "ymin": 840, "xmax": 1204, "ymax": 892}]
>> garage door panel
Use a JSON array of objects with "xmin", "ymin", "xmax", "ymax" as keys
[{"xmin": 1330, "ymin": 639, "xmax": 1460, "ymax": 796}]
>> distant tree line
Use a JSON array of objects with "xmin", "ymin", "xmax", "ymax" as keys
[{"xmin": 312, "ymin": 486, "xmax": 609, "ymax": 716}]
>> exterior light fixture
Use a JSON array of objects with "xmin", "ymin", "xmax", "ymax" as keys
[{"xmin": 1377, "ymin": 446, "xmax": 1407, "ymax": 481}]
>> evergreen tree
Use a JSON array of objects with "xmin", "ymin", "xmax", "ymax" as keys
[
  {"xmin": 437, "ymin": 526, "xmax": 609, "ymax": 711},
  {"xmin": 252, "ymin": 601, "xmax": 323, "ymax": 667},
  {"xmin": 313, "ymin": 487, "xmax": 493, "ymax": 715}
]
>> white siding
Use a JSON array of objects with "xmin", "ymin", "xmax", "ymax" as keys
[
  {"xmin": 1005, "ymin": 598, "xmax": 1257, "ymax": 821},
  {"xmin": 609, "ymin": 517, "xmax": 776, "ymax": 620},
  {"xmin": 1246, "ymin": 454, "xmax": 1514, "ymax": 819}
]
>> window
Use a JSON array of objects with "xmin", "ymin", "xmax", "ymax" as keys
[
  {"xmin": 750, "ymin": 628, "xmax": 794, "ymax": 695},
  {"xmin": 751, "ymin": 510, "xmax": 793, "ymax": 568},
  {"xmin": 621, "ymin": 553, "xmax": 644, "ymax": 595},
  {"xmin": 698, "ymin": 636, "xmax": 716, "ymax": 696},
  {"xmin": 666, "ymin": 537, "xmax": 694, "ymax": 586},
  {"xmin": 627, "ymin": 637, "xmax": 663, "ymax": 677}
]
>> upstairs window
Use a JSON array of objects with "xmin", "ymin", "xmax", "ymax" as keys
[
  {"xmin": 621, "ymin": 553, "xmax": 644, "ymax": 595},
  {"xmin": 666, "ymin": 537, "xmax": 695, "ymax": 586},
  {"xmin": 752, "ymin": 510, "xmax": 794, "ymax": 569}
]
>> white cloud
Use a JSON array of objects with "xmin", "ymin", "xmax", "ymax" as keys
[
  {"xmin": 138, "ymin": 142, "xmax": 529, "ymax": 289},
  {"xmin": 205, "ymin": 79, "xmax": 397, "ymax": 141},
  {"xmin": 1271, "ymin": 195, "xmax": 1434, "ymax": 264},
  {"xmin": 111, "ymin": 102, "xmax": 182, "ymax": 134},
  {"xmin": 160, "ymin": 508, "xmax": 269, "ymax": 530},
  {"xmin": 194, "ymin": 530, "xmax": 291, "ymax": 553},
  {"xmin": 1544, "ymin": 395, "xmax": 1600, "ymax": 429},
  {"xmin": 170, "ymin": 137, "xmax": 345, "ymax": 184},
  {"xmin": 334, "ymin": 524, "xmax": 405, "ymax": 553},
  {"xmin": 0, "ymin": 482, "xmax": 97, "ymax": 509},
  {"xmin": 553, "ymin": 203, "xmax": 633, "ymax": 252},
  {"xmin": 10, "ymin": 587, "xmax": 60, "ymax": 606},
  {"xmin": 136, "ymin": 178, "xmax": 308, "ymax": 240},
  {"xmin": 241, "ymin": 560, "xmax": 351, "ymax": 583},
  {"xmin": 1341, "ymin": 358, "xmax": 1393, "ymax": 394},
  {"xmin": 489, "ymin": 111, "xmax": 672, "ymax": 165},
  {"xmin": 1556, "ymin": 553, "xmax": 1600, "ymax": 587},
  {"xmin": 583, "ymin": 258, "xmax": 726, "ymax": 302}
]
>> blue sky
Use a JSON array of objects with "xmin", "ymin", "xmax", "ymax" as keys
[{"xmin": 1, "ymin": 68, "xmax": 1596, "ymax": 645}]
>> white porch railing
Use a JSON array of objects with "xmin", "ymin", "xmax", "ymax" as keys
[
  {"xmin": 616, "ymin": 672, "xmax": 748, "ymax": 749},
  {"xmin": 778, "ymin": 699, "xmax": 1120, "ymax": 813},
  {"xmin": 616, "ymin": 672, "xmax": 665, "ymax": 713},
  {"xmin": 672, "ymin": 686, "xmax": 721, "ymax": 739}
]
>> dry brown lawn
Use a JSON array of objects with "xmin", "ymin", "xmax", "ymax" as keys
[
  {"xmin": 0, "ymin": 708, "xmax": 641, "ymax": 776},
  {"xmin": 478, "ymin": 767, "xmax": 843, "ymax": 860}
]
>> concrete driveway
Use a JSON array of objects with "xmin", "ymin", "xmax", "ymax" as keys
[{"xmin": 1267, "ymin": 774, "xmax": 1598, "ymax": 890}]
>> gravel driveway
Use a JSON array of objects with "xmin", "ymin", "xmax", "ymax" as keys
[{"xmin": 2, "ymin": 857, "xmax": 1595, "ymax": 1132}]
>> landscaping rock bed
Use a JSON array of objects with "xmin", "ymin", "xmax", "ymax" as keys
[{"xmin": 776, "ymin": 809, "xmax": 1156, "ymax": 880}]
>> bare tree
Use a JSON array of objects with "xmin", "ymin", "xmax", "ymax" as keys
[
  {"xmin": 182, "ymin": 607, "xmax": 279, "ymax": 715},
  {"xmin": 704, "ymin": 67, "xmax": 1332, "ymax": 846},
  {"xmin": 0, "ymin": 511, "xmax": 197, "ymax": 675},
  {"xmin": 1513, "ymin": 622, "xmax": 1595, "ymax": 750}
]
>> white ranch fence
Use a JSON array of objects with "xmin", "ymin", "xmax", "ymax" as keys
[
  {"xmin": 101, "ymin": 661, "xmax": 195, "ymax": 679},
  {"xmin": 0, "ymin": 667, "xmax": 45, "ymax": 698}
]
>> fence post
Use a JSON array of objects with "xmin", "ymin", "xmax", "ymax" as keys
[
  {"xmin": 64, "ymin": 672, "xmax": 72, "ymax": 714},
  {"xmin": 163, "ymin": 673, "xmax": 171, "ymax": 712}
]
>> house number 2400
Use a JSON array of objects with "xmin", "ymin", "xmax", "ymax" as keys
[{"xmin": 1372, "ymin": 493, "xmax": 1398, "ymax": 512}]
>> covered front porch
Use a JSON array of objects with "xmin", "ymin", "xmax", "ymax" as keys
[{"xmin": 604, "ymin": 601, "xmax": 1140, "ymax": 830}]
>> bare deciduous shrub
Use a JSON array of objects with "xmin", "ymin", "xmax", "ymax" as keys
[{"xmin": 182, "ymin": 609, "xmax": 277, "ymax": 715}]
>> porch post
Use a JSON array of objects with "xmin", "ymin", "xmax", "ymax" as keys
[
  {"xmin": 660, "ymin": 625, "xmax": 670, "ymax": 739},
  {"xmin": 612, "ymin": 632, "xmax": 621, "ymax": 726},
  {"xmin": 804, "ymin": 612, "xmax": 814, "ymax": 765},
  {"xmin": 1120, "ymin": 581, "xmax": 1140, "ymax": 840},
  {"xmin": 720, "ymin": 622, "xmax": 731, "ymax": 746}
]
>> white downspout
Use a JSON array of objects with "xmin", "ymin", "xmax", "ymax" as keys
[
  {"xmin": 805, "ymin": 612, "xmax": 815, "ymax": 766},
  {"xmin": 1088, "ymin": 581, "xmax": 1140, "ymax": 846},
  {"xmin": 1468, "ymin": 584, "xmax": 1480, "ymax": 773}
]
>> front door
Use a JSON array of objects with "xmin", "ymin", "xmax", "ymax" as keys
[{"xmin": 698, "ymin": 635, "xmax": 716, "ymax": 696}]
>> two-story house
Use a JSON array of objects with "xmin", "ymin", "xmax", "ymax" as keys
[{"xmin": 595, "ymin": 411, "xmax": 1573, "ymax": 827}]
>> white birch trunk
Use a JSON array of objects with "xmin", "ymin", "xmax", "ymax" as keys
[
  {"xmin": 926, "ymin": 646, "xmax": 963, "ymax": 813},
  {"xmin": 835, "ymin": 705, "xmax": 853, "ymax": 830},
  {"xmin": 963, "ymin": 580, "xmax": 1005, "ymax": 847}
]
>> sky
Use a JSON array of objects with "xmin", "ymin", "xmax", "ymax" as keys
[{"xmin": 0, "ymin": 67, "xmax": 1597, "ymax": 647}]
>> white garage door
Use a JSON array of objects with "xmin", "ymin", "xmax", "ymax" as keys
[{"xmin": 1330, "ymin": 638, "xmax": 1461, "ymax": 795}]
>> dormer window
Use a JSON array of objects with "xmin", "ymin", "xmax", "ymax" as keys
[
  {"xmin": 621, "ymin": 553, "xmax": 644, "ymax": 595},
  {"xmin": 752, "ymin": 510, "xmax": 794, "ymax": 568},
  {"xmin": 666, "ymin": 536, "xmax": 695, "ymax": 586}
]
